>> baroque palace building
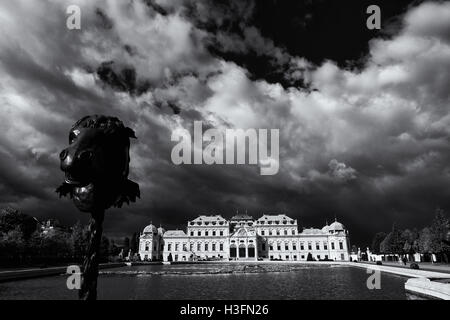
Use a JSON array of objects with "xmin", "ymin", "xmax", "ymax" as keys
[{"xmin": 139, "ymin": 214, "xmax": 350, "ymax": 262}]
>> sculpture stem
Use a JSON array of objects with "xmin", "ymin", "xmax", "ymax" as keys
[{"xmin": 79, "ymin": 210, "xmax": 105, "ymax": 300}]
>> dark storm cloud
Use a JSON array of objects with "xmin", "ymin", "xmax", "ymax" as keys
[{"xmin": 0, "ymin": 0, "xmax": 449, "ymax": 246}]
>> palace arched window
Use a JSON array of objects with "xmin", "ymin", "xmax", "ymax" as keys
[
  {"xmin": 248, "ymin": 244, "xmax": 255, "ymax": 257},
  {"xmin": 230, "ymin": 244, "xmax": 237, "ymax": 258}
]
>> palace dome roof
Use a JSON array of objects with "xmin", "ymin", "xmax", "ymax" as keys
[{"xmin": 329, "ymin": 221, "xmax": 345, "ymax": 231}]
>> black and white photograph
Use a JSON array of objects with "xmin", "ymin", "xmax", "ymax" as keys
[{"xmin": 0, "ymin": 0, "xmax": 450, "ymax": 309}]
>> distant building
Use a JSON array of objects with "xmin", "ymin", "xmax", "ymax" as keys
[
  {"xmin": 138, "ymin": 224, "xmax": 165, "ymax": 261},
  {"xmin": 139, "ymin": 214, "xmax": 350, "ymax": 262}
]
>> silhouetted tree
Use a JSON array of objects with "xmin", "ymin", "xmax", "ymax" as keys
[
  {"xmin": 430, "ymin": 208, "xmax": 450, "ymax": 262},
  {"xmin": 70, "ymin": 221, "xmax": 88, "ymax": 261},
  {"xmin": 130, "ymin": 232, "xmax": 138, "ymax": 253},
  {"xmin": 100, "ymin": 236, "xmax": 110, "ymax": 261},
  {"xmin": 123, "ymin": 237, "xmax": 130, "ymax": 254},
  {"xmin": 371, "ymin": 232, "xmax": 387, "ymax": 254},
  {"xmin": 380, "ymin": 224, "xmax": 404, "ymax": 258},
  {"xmin": 418, "ymin": 227, "xmax": 433, "ymax": 255},
  {"xmin": 0, "ymin": 207, "xmax": 37, "ymax": 239}
]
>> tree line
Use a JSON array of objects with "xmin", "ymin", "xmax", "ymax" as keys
[
  {"xmin": 0, "ymin": 207, "xmax": 140, "ymax": 267},
  {"xmin": 369, "ymin": 208, "xmax": 450, "ymax": 262}
]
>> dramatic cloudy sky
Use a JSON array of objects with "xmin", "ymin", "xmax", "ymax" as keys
[{"xmin": 0, "ymin": 0, "xmax": 449, "ymax": 245}]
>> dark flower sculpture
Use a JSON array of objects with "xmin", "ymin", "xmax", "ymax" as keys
[{"xmin": 57, "ymin": 115, "xmax": 140, "ymax": 300}]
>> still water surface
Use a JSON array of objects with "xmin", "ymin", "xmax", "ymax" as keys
[{"xmin": 0, "ymin": 263, "xmax": 408, "ymax": 300}]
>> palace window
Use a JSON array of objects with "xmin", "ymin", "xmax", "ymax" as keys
[
  {"xmin": 190, "ymin": 231, "xmax": 194, "ymax": 236},
  {"xmin": 293, "ymin": 244, "xmax": 297, "ymax": 250},
  {"xmin": 205, "ymin": 243, "xmax": 209, "ymax": 251},
  {"xmin": 291, "ymin": 230, "xmax": 295, "ymax": 235},
  {"xmin": 175, "ymin": 244, "xmax": 179, "ymax": 251},
  {"xmin": 270, "ymin": 245, "xmax": 273, "ymax": 250},
  {"xmin": 285, "ymin": 244, "xmax": 289, "ymax": 251},
  {"xmin": 284, "ymin": 230, "xmax": 288, "ymax": 235},
  {"xmin": 168, "ymin": 243, "xmax": 172, "ymax": 251},
  {"xmin": 300, "ymin": 243, "xmax": 304, "ymax": 250},
  {"xmin": 220, "ymin": 243, "xmax": 223, "ymax": 251},
  {"xmin": 261, "ymin": 230, "xmax": 265, "ymax": 236},
  {"xmin": 220, "ymin": 231, "xmax": 223, "ymax": 236},
  {"xmin": 212, "ymin": 243, "xmax": 216, "ymax": 251},
  {"xmin": 286, "ymin": 255, "xmax": 289, "ymax": 260},
  {"xmin": 277, "ymin": 245, "xmax": 281, "ymax": 251},
  {"xmin": 197, "ymin": 243, "xmax": 201, "ymax": 251},
  {"xmin": 145, "ymin": 242, "xmax": 149, "ymax": 251},
  {"xmin": 183, "ymin": 244, "xmax": 187, "ymax": 251},
  {"xmin": 308, "ymin": 243, "xmax": 312, "ymax": 250},
  {"xmin": 324, "ymin": 242, "xmax": 328, "ymax": 250},
  {"xmin": 316, "ymin": 243, "xmax": 320, "ymax": 250},
  {"xmin": 198, "ymin": 231, "xmax": 201, "ymax": 236},
  {"xmin": 212, "ymin": 231, "xmax": 216, "ymax": 236},
  {"xmin": 276, "ymin": 230, "xmax": 280, "ymax": 236},
  {"xmin": 205, "ymin": 231, "xmax": 209, "ymax": 236},
  {"xmin": 339, "ymin": 242, "xmax": 343, "ymax": 250},
  {"xmin": 331, "ymin": 242, "xmax": 335, "ymax": 250},
  {"xmin": 190, "ymin": 244, "xmax": 193, "ymax": 251}
]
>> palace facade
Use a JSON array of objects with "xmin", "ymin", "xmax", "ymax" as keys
[{"xmin": 139, "ymin": 214, "xmax": 350, "ymax": 262}]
